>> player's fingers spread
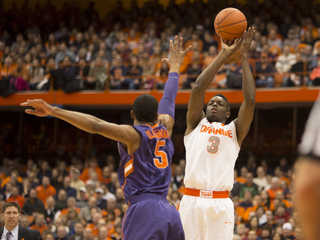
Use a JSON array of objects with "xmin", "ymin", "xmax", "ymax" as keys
[
  {"xmin": 169, "ymin": 40, "xmax": 174, "ymax": 53},
  {"xmin": 180, "ymin": 37, "xmax": 183, "ymax": 51},
  {"xmin": 174, "ymin": 35, "xmax": 178, "ymax": 50},
  {"xmin": 162, "ymin": 58, "xmax": 169, "ymax": 63}
]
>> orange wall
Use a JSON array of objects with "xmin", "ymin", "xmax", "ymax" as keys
[{"xmin": 1, "ymin": 88, "xmax": 319, "ymax": 107}]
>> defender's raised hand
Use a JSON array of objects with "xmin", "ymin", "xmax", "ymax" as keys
[
  {"xmin": 162, "ymin": 35, "xmax": 191, "ymax": 72},
  {"xmin": 240, "ymin": 27, "xmax": 255, "ymax": 56},
  {"xmin": 20, "ymin": 99, "xmax": 54, "ymax": 117}
]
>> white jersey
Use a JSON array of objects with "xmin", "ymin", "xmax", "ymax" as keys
[{"xmin": 184, "ymin": 118, "xmax": 240, "ymax": 191}]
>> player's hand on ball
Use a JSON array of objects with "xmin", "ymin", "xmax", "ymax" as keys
[
  {"xmin": 20, "ymin": 99, "xmax": 54, "ymax": 117},
  {"xmin": 221, "ymin": 37, "xmax": 242, "ymax": 55},
  {"xmin": 240, "ymin": 27, "xmax": 255, "ymax": 56}
]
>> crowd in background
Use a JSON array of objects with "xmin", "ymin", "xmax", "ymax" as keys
[
  {"xmin": 0, "ymin": 152, "xmax": 300, "ymax": 240},
  {"xmin": 0, "ymin": 0, "xmax": 313, "ymax": 239},
  {"xmin": 1, "ymin": 0, "xmax": 320, "ymax": 96}
]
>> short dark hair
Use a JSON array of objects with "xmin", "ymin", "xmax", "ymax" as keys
[
  {"xmin": 2, "ymin": 202, "xmax": 21, "ymax": 213},
  {"xmin": 133, "ymin": 94, "xmax": 158, "ymax": 123},
  {"xmin": 214, "ymin": 94, "xmax": 230, "ymax": 110}
]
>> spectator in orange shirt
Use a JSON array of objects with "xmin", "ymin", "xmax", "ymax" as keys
[
  {"xmin": 101, "ymin": 167, "xmax": 111, "ymax": 185},
  {"xmin": 269, "ymin": 191, "xmax": 292, "ymax": 211},
  {"xmin": 58, "ymin": 197, "xmax": 81, "ymax": 218},
  {"xmin": 184, "ymin": 33, "xmax": 203, "ymax": 52},
  {"xmin": 87, "ymin": 212, "xmax": 102, "ymax": 236},
  {"xmin": 202, "ymin": 46, "xmax": 218, "ymax": 70},
  {"xmin": 274, "ymin": 167, "xmax": 290, "ymax": 187},
  {"xmin": 30, "ymin": 213, "xmax": 49, "ymax": 234},
  {"xmin": 36, "ymin": 176, "xmax": 57, "ymax": 204},
  {"xmin": 1, "ymin": 169, "xmax": 23, "ymax": 188},
  {"xmin": 7, "ymin": 186, "xmax": 25, "ymax": 209},
  {"xmin": 99, "ymin": 226, "xmax": 112, "ymax": 240},
  {"xmin": 267, "ymin": 177, "xmax": 282, "ymax": 203},
  {"xmin": 80, "ymin": 158, "xmax": 103, "ymax": 182}
]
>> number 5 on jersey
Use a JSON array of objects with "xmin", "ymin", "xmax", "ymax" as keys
[
  {"xmin": 153, "ymin": 140, "xmax": 168, "ymax": 169},
  {"xmin": 207, "ymin": 136, "xmax": 220, "ymax": 154}
]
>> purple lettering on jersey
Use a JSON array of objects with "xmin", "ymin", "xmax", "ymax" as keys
[{"xmin": 117, "ymin": 124, "xmax": 175, "ymax": 204}]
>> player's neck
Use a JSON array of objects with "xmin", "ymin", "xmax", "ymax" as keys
[{"xmin": 134, "ymin": 120, "xmax": 156, "ymax": 127}]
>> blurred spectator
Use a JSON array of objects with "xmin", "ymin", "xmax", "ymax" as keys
[
  {"xmin": 309, "ymin": 59, "xmax": 320, "ymax": 86},
  {"xmin": 70, "ymin": 168, "xmax": 85, "ymax": 199},
  {"xmin": 203, "ymin": 46, "xmax": 218, "ymax": 70},
  {"xmin": 55, "ymin": 189, "xmax": 68, "ymax": 211},
  {"xmin": 23, "ymin": 188, "xmax": 45, "ymax": 215},
  {"xmin": 239, "ymin": 190, "xmax": 253, "ymax": 209},
  {"xmin": 239, "ymin": 172, "xmax": 259, "ymax": 199},
  {"xmin": 70, "ymin": 222, "xmax": 84, "ymax": 240},
  {"xmin": 281, "ymin": 222, "xmax": 294, "ymax": 239},
  {"xmin": 29, "ymin": 58, "xmax": 45, "ymax": 90},
  {"xmin": 283, "ymin": 52, "xmax": 307, "ymax": 87},
  {"xmin": 274, "ymin": 203, "xmax": 291, "ymax": 226},
  {"xmin": 55, "ymin": 43, "xmax": 75, "ymax": 66},
  {"xmin": 36, "ymin": 176, "xmax": 56, "ymax": 204},
  {"xmin": 275, "ymin": 45, "xmax": 296, "ymax": 75},
  {"xmin": 109, "ymin": 54, "xmax": 126, "ymax": 90},
  {"xmin": 253, "ymin": 166, "xmax": 268, "ymax": 191},
  {"xmin": 171, "ymin": 166, "xmax": 184, "ymax": 191},
  {"xmin": 45, "ymin": 196, "xmax": 58, "ymax": 222},
  {"xmin": 95, "ymin": 188, "xmax": 107, "ymax": 210},
  {"xmin": 83, "ymin": 228, "xmax": 93, "ymax": 240},
  {"xmin": 30, "ymin": 213, "xmax": 49, "ymax": 234},
  {"xmin": 80, "ymin": 196, "xmax": 100, "ymax": 221},
  {"xmin": 37, "ymin": 161, "xmax": 52, "ymax": 181},
  {"xmin": 124, "ymin": 55, "xmax": 142, "ymax": 90},
  {"xmin": 56, "ymin": 224, "xmax": 70, "ymax": 240},
  {"xmin": 155, "ymin": 61, "xmax": 169, "ymax": 90},
  {"xmin": 304, "ymin": 44, "xmax": 317, "ymax": 69},
  {"xmin": 75, "ymin": 187, "xmax": 88, "ymax": 209},
  {"xmin": 59, "ymin": 176, "xmax": 77, "ymax": 198},
  {"xmin": 7, "ymin": 186, "xmax": 25, "ymax": 209},
  {"xmin": 268, "ymin": 29, "xmax": 283, "ymax": 49},
  {"xmin": 283, "ymin": 29, "xmax": 300, "ymax": 51},
  {"xmin": 255, "ymin": 53, "xmax": 275, "ymax": 88},
  {"xmin": 11, "ymin": 58, "xmax": 30, "ymax": 90}
]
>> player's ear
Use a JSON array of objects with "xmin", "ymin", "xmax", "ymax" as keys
[
  {"xmin": 130, "ymin": 110, "xmax": 135, "ymax": 120},
  {"xmin": 226, "ymin": 111, "xmax": 231, "ymax": 119},
  {"xmin": 155, "ymin": 113, "xmax": 159, "ymax": 122}
]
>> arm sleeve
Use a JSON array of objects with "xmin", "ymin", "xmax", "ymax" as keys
[{"xmin": 158, "ymin": 72, "xmax": 180, "ymax": 118}]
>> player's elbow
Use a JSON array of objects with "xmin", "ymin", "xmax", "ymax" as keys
[{"xmin": 91, "ymin": 121, "xmax": 101, "ymax": 134}]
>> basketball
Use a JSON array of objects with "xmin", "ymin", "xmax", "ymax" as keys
[{"xmin": 214, "ymin": 8, "xmax": 247, "ymax": 41}]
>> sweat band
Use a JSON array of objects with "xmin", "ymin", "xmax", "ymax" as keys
[{"xmin": 158, "ymin": 72, "xmax": 180, "ymax": 118}]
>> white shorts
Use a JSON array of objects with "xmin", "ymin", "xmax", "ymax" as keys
[{"xmin": 179, "ymin": 195, "xmax": 234, "ymax": 240}]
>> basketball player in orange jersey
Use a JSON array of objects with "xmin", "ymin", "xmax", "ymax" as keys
[
  {"xmin": 294, "ymin": 92, "xmax": 320, "ymax": 240},
  {"xmin": 179, "ymin": 27, "xmax": 255, "ymax": 240}
]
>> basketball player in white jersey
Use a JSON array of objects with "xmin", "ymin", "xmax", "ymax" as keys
[
  {"xmin": 179, "ymin": 27, "xmax": 255, "ymax": 240},
  {"xmin": 294, "ymin": 92, "xmax": 320, "ymax": 240}
]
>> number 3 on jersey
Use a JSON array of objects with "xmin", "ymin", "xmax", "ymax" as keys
[
  {"xmin": 153, "ymin": 140, "xmax": 168, "ymax": 169},
  {"xmin": 207, "ymin": 136, "xmax": 220, "ymax": 154}
]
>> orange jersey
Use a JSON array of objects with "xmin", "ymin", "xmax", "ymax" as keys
[
  {"xmin": 86, "ymin": 223, "xmax": 99, "ymax": 236},
  {"xmin": 1, "ymin": 176, "xmax": 24, "ymax": 187},
  {"xmin": 267, "ymin": 188, "xmax": 283, "ymax": 202},
  {"xmin": 30, "ymin": 224, "xmax": 49, "ymax": 234},
  {"xmin": 80, "ymin": 167, "xmax": 103, "ymax": 182},
  {"xmin": 36, "ymin": 185, "xmax": 56, "ymax": 204},
  {"xmin": 7, "ymin": 195, "xmax": 25, "ymax": 209},
  {"xmin": 269, "ymin": 199, "xmax": 292, "ymax": 211},
  {"xmin": 59, "ymin": 207, "xmax": 81, "ymax": 217},
  {"xmin": 236, "ymin": 176, "xmax": 247, "ymax": 184}
]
